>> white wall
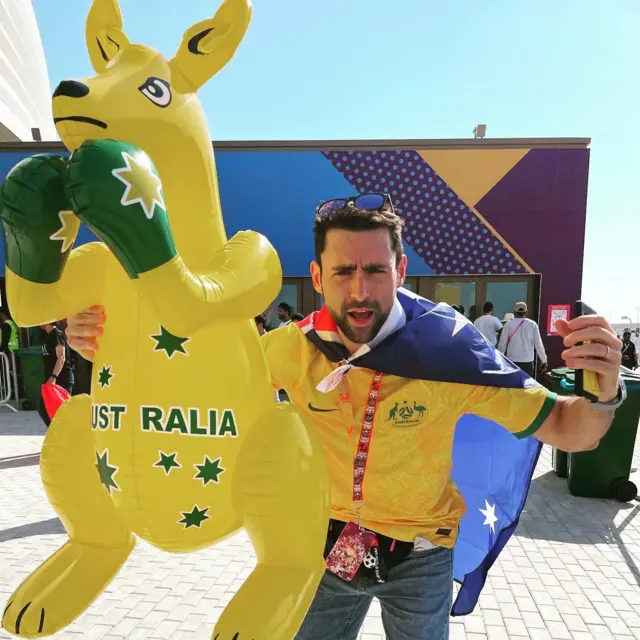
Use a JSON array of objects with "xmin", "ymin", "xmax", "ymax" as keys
[{"xmin": 0, "ymin": 0, "xmax": 56, "ymax": 141}]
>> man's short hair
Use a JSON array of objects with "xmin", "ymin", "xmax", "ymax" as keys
[
  {"xmin": 313, "ymin": 200, "xmax": 404, "ymax": 268},
  {"xmin": 278, "ymin": 302, "xmax": 292, "ymax": 314},
  {"xmin": 483, "ymin": 301, "xmax": 494, "ymax": 314}
]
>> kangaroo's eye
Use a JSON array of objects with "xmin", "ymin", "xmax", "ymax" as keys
[{"xmin": 138, "ymin": 77, "xmax": 172, "ymax": 107}]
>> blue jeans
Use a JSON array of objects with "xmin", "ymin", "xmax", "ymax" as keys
[{"xmin": 295, "ymin": 546, "xmax": 453, "ymax": 640}]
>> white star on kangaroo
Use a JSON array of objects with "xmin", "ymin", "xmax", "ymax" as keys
[
  {"xmin": 479, "ymin": 499, "xmax": 498, "ymax": 534},
  {"xmin": 112, "ymin": 151, "xmax": 165, "ymax": 220},
  {"xmin": 49, "ymin": 210, "xmax": 78, "ymax": 253}
]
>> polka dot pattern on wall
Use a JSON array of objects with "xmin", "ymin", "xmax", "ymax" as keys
[{"xmin": 322, "ymin": 149, "xmax": 526, "ymax": 275}]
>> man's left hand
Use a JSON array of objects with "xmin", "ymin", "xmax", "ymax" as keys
[
  {"xmin": 555, "ymin": 315, "xmax": 622, "ymax": 403},
  {"xmin": 46, "ymin": 377, "xmax": 57, "ymax": 386}
]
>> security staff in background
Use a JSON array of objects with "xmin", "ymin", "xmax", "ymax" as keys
[{"xmin": 0, "ymin": 310, "xmax": 19, "ymax": 355}]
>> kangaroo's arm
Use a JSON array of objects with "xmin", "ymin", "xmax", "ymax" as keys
[
  {"xmin": 0, "ymin": 153, "xmax": 110, "ymax": 328},
  {"xmin": 65, "ymin": 140, "xmax": 281, "ymax": 337},
  {"xmin": 136, "ymin": 230, "xmax": 282, "ymax": 337},
  {"xmin": 6, "ymin": 242, "xmax": 109, "ymax": 327}
]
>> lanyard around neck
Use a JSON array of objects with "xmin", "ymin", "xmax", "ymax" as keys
[{"xmin": 352, "ymin": 371, "xmax": 384, "ymax": 506}]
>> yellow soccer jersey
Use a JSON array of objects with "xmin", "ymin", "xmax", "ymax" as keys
[{"xmin": 261, "ymin": 323, "xmax": 556, "ymax": 547}]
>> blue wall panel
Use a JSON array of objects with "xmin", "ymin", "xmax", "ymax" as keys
[{"xmin": 0, "ymin": 148, "xmax": 435, "ymax": 278}]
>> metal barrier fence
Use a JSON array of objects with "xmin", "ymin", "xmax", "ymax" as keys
[{"xmin": 0, "ymin": 352, "xmax": 19, "ymax": 412}]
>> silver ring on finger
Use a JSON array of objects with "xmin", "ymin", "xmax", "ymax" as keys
[{"xmin": 603, "ymin": 345, "xmax": 610, "ymax": 359}]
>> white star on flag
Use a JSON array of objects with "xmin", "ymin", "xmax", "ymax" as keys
[
  {"xmin": 435, "ymin": 302, "xmax": 472, "ymax": 336},
  {"xmin": 479, "ymin": 499, "xmax": 498, "ymax": 534},
  {"xmin": 451, "ymin": 311, "xmax": 473, "ymax": 336},
  {"xmin": 49, "ymin": 210, "xmax": 77, "ymax": 253}
]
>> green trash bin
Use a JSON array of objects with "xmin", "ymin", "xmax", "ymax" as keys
[
  {"xmin": 567, "ymin": 368, "xmax": 640, "ymax": 502},
  {"xmin": 14, "ymin": 346, "xmax": 45, "ymax": 410},
  {"xmin": 546, "ymin": 368, "xmax": 575, "ymax": 479}
]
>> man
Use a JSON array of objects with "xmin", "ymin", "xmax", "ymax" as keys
[
  {"xmin": 0, "ymin": 309, "xmax": 19, "ymax": 354},
  {"xmin": 66, "ymin": 193, "xmax": 623, "ymax": 640},
  {"xmin": 277, "ymin": 302, "xmax": 293, "ymax": 327},
  {"xmin": 621, "ymin": 330, "xmax": 638, "ymax": 370},
  {"xmin": 39, "ymin": 322, "xmax": 75, "ymax": 426},
  {"xmin": 497, "ymin": 301, "xmax": 548, "ymax": 377},
  {"xmin": 474, "ymin": 301, "xmax": 503, "ymax": 346}
]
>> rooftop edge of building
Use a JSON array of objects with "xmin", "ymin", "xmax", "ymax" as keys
[{"xmin": 0, "ymin": 136, "xmax": 591, "ymax": 153}]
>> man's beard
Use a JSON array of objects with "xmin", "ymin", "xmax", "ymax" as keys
[{"xmin": 326, "ymin": 300, "xmax": 391, "ymax": 346}]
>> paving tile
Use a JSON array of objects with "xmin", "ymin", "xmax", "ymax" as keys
[{"xmin": 1, "ymin": 411, "xmax": 640, "ymax": 640}]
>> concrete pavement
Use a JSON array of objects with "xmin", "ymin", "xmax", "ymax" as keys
[{"xmin": 1, "ymin": 409, "xmax": 639, "ymax": 639}]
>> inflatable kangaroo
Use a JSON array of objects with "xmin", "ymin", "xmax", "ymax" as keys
[{"xmin": 0, "ymin": 1, "xmax": 330, "ymax": 638}]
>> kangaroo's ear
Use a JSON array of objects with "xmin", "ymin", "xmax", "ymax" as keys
[
  {"xmin": 86, "ymin": 0, "xmax": 130, "ymax": 73},
  {"xmin": 169, "ymin": 0, "xmax": 252, "ymax": 93}
]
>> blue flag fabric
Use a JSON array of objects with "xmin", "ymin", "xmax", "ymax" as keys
[{"xmin": 301, "ymin": 288, "xmax": 544, "ymax": 615}]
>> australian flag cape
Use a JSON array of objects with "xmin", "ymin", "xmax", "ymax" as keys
[{"xmin": 296, "ymin": 287, "xmax": 544, "ymax": 616}]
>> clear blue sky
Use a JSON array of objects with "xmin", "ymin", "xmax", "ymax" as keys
[{"xmin": 33, "ymin": 0, "xmax": 638, "ymax": 324}]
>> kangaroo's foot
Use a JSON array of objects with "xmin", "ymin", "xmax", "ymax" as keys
[
  {"xmin": 2, "ymin": 540, "xmax": 134, "ymax": 638},
  {"xmin": 2, "ymin": 397, "xmax": 135, "ymax": 637}
]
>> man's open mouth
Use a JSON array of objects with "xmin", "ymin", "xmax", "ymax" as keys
[
  {"xmin": 347, "ymin": 310, "xmax": 375, "ymax": 327},
  {"xmin": 53, "ymin": 116, "xmax": 108, "ymax": 129}
]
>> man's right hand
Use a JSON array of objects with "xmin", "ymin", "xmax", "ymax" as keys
[{"xmin": 66, "ymin": 305, "xmax": 106, "ymax": 362}]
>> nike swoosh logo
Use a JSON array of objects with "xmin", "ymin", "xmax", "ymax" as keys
[{"xmin": 308, "ymin": 402, "xmax": 338, "ymax": 413}]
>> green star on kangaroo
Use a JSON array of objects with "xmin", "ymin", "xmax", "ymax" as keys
[
  {"xmin": 154, "ymin": 451, "xmax": 181, "ymax": 475},
  {"xmin": 150, "ymin": 325, "xmax": 190, "ymax": 359},
  {"xmin": 178, "ymin": 505, "xmax": 210, "ymax": 529},
  {"xmin": 194, "ymin": 456, "xmax": 226, "ymax": 486},
  {"xmin": 97, "ymin": 365, "xmax": 114, "ymax": 389},
  {"xmin": 95, "ymin": 449, "xmax": 120, "ymax": 494}
]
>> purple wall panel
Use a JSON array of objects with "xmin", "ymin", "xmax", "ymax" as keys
[{"xmin": 476, "ymin": 149, "xmax": 590, "ymax": 366}]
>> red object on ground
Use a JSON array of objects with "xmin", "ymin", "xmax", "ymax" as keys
[{"xmin": 41, "ymin": 383, "xmax": 71, "ymax": 420}]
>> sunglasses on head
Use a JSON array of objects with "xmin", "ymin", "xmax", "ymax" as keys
[{"xmin": 316, "ymin": 192, "xmax": 394, "ymax": 218}]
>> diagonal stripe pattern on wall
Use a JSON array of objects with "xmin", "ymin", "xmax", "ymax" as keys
[{"xmin": 322, "ymin": 149, "xmax": 526, "ymax": 275}]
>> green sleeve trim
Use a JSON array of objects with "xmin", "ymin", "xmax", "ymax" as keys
[{"xmin": 514, "ymin": 391, "xmax": 558, "ymax": 440}]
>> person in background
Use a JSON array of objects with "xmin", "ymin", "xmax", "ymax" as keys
[
  {"xmin": 39, "ymin": 322, "xmax": 75, "ymax": 426},
  {"xmin": 474, "ymin": 301, "xmax": 503, "ymax": 346},
  {"xmin": 621, "ymin": 330, "xmax": 638, "ymax": 370},
  {"xmin": 0, "ymin": 310, "xmax": 19, "ymax": 355},
  {"xmin": 255, "ymin": 314, "xmax": 268, "ymax": 336},
  {"xmin": 498, "ymin": 302, "xmax": 548, "ymax": 377},
  {"xmin": 291, "ymin": 312, "xmax": 304, "ymax": 322},
  {"xmin": 277, "ymin": 302, "xmax": 293, "ymax": 327}
]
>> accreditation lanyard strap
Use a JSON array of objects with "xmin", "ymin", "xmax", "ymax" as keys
[{"xmin": 352, "ymin": 371, "xmax": 384, "ymax": 505}]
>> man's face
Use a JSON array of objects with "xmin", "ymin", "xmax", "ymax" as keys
[
  {"xmin": 311, "ymin": 228, "xmax": 407, "ymax": 349},
  {"xmin": 624, "ymin": 333, "xmax": 631, "ymax": 343},
  {"xmin": 277, "ymin": 306, "xmax": 288, "ymax": 321}
]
